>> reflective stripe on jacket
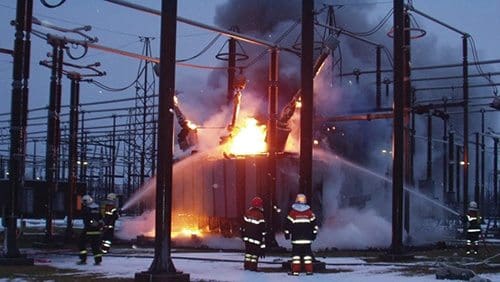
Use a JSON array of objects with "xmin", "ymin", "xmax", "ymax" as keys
[
  {"xmin": 241, "ymin": 207, "xmax": 266, "ymax": 247},
  {"xmin": 284, "ymin": 203, "xmax": 317, "ymax": 244}
]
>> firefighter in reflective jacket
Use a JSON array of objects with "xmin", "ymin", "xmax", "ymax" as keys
[
  {"xmin": 78, "ymin": 195, "xmax": 103, "ymax": 265},
  {"xmin": 284, "ymin": 193, "xmax": 318, "ymax": 276},
  {"xmin": 101, "ymin": 193, "xmax": 120, "ymax": 254},
  {"xmin": 241, "ymin": 196, "xmax": 266, "ymax": 271},
  {"xmin": 465, "ymin": 201, "xmax": 481, "ymax": 255}
]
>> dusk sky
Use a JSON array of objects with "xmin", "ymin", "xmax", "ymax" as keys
[
  {"xmin": 0, "ymin": 0, "xmax": 499, "ymax": 114},
  {"xmin": 0, "ymin": 0, "xmax": 498, "ymax": 165}
]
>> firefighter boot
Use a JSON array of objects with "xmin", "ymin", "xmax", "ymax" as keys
[
  {"xmin": 244, "ymin": 254, "xmax": 252, "ymax": 270},
  {"xmin": 304, "ymin": 263, "xmax": 313, "ymax": 275},
  {"xmin": 244, "ymin": 260, "xmax": 251, "ymax": 270},
  {"xmin": 249, "ymin": 255, "xmax": 258, "ymax": 271},
  {"xmin": 290, "ymin": 261, "xmax": 301, "ymax": 276},
  {"xmin": 77, "ymin": 250, "xmax": 87, "ymax": 265},
  {"xmin": 304, "ymin": 255, "xmax": 313, "ymax": 275},
  {"xmin": 249, "ymin": 261, "xmax": 258, "ymax": 271},
  {"xmin": 94, "ymin": 254, "xmax": 103, "ymax": 265}
]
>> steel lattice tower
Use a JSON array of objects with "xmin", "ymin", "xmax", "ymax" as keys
[{"xmin": 128, "ymin": 37, "xmax": 157, "ymax": 192}]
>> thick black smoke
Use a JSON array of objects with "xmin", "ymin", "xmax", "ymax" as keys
[{"xmin": 205, "ymin": 0, "xmax": 499, "ymax": 247}]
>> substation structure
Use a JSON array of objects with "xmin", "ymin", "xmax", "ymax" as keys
[{"xmin": 0, "ymin": 1, "xmax": 499, "ymax": 251}]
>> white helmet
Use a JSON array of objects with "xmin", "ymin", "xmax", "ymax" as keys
[
  {"xmin": 107, "ymin": 193, "xmax": 117, "ymax": 201},
  {"xmin": 469, "ymin": 201, "xmax": 478, "ymax": 210},
  {"xmin": 295, "ymin": 193, "xmax": 307, "ymax": 204},
  {"xmin": 82, "ymin": 194, "xmax": 93, "ymax": 206}
]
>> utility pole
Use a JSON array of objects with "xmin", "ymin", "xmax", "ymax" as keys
[
  {"xmin": 135, "ymin": 0, "xmax": 189, "ymax": 280},
  {"xmin": 447, "ymin": 132, "xmax": 455, "ymax": 204},
  {"xmin": 267, "ymin": 47, "xmax": 279, "ymax": 248},
  {"xmin": 403, "ymin": 9, "xmax": 413, "ymax": 239},
  {"xmin": 1, "ymin": 0, "xmax": 34, "ymax": 265},
  {"xmin": 66, "ymin": 72, "xmax": 80, "ymax": 240},
  {"xmin": 480, "ymin": 109, "xmax": 485, "ymax": 219},
  {"xmin": 426, "ymin": 112, "xmax": 433, "ymax": 181},
  {"xmin": 65, "ymin": 64, "xmax": 103, "ymax": 239},
  {"xmin": 32, "ymin": 140, "xmax": 37, "ymax": 179},
  {"xmin": 111, "ymin": 114, "xmax": 116, "ymax": 193},
  {"xmin": 462, "ymin": 34, "xmax": 470, "ymax": 223},
  {"xmin": 391, "ymin": 0, "xmax": 405, "ymax": 256},
  {"xmin": 474, "ymin": 132, "xmax": 480, "ymax": 203},
  {"xmin": 494, "ymin": 137, "xmax": 498, "ymax": 228},
  {"xmin": 44, "ymin": 37, "xmax": 64, "ymax": 242},
  {"xmin": 79, "ymin": 111, "xmax": 86, "ymax": 183},
  {"xmin": 456, "ymin": 145, "xmax": 461, "ymax": 204},
  {"xmin": 442, "ymin": 100, "xmax": 448, "ymax": 201},
  {"xmin": 376, "ymin": 45, "xmax": 382, "ymax": 109}
]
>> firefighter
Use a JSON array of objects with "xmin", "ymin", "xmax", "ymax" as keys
[
  {"xmin": 78, "ymin": 194, "xmax": 103, "ymax": 265},
  {"xmin": 284, "ymin": 193, "xmax": 318, "ymax": 276},
  {"xmin": 100, "ymin": 193, "xmax": 120, "ymax": 254},
  {"xmin": 465, "ymin": 201, "xmax": 481, "ymax": 255},
  {"xmin": 241, "ymin": 196, "xmax": 266, "ymax": 271}
]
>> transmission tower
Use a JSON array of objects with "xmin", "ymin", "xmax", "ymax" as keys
[{"xmin": 130, "ymin": 37, "xmax": 157, "ymax": 190}]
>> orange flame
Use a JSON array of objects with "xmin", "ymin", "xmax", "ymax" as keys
[
  {"xmin": 226, "ymin": 117, "xmax": 267, "ymax": 156},
  {"xmin": 145, "ymin": 212, "xmax": 204, "ymax": 239}
]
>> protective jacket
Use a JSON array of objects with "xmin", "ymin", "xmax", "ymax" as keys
[
  {"xmin": 83, "ymin": 203, "xmax": 103, "ymax": 233},
  {"xmin": 100, "ymin": 200, "xmax": 119, "ymax": 254},
  {"xmin": 465, "ymin": 209, "xmax": 481, "ymax": 255},
  {"xmin": 466, "ymin": 209, "xmax": 481, "ymax": 234},
  {"xmin": 241, "ymin": 205, "xmax": 266, "ymax": 271},
  {"xmin": 284, "ymin": 203, "xmax": 318, "ymax": 244},
  {"xmin": 79, "ymin": 202, "xmax": 103, "ymax": 264},
  {"xmin": 102, "ymin": 200, "xmax": 119, "ymax": 231},
  {"xmin": 242, "ymin": 207, "xmax": 266, "ymax": 248}
]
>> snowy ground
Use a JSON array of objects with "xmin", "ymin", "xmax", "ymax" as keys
[
  {"xmin": 13, "ymin": 249, "xmax": 496, "ymax": 282},
  {"xmin": 2, "ymin": 218, "xmax": 500, "ymax": 281}
]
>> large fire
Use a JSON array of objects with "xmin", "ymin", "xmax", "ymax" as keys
[
  {"xmin": 145, "ymin": 212, "xmax": 204, "ymax": 239},
  {"xmin": 225, "ymin": 117, "xmax": 267, "ymax": 156}
]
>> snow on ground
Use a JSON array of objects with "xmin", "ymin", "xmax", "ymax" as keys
[{"xmin": 29, "ymin": 251, "xmax": 500, "ymax": 282}]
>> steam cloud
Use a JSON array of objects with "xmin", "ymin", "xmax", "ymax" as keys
[{"xmin": 117, "ymin": 0, "xmax": 499, "ymax": 250}]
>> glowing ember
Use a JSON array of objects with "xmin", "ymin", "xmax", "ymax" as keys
[{"xmin": 226, "ymin": 117, "xmax": 267, "ymax": 155}]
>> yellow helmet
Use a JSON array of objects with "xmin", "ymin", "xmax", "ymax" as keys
[{"xmin": 295, "ymin": 193, "xmax": 307, "ymax": 204}]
